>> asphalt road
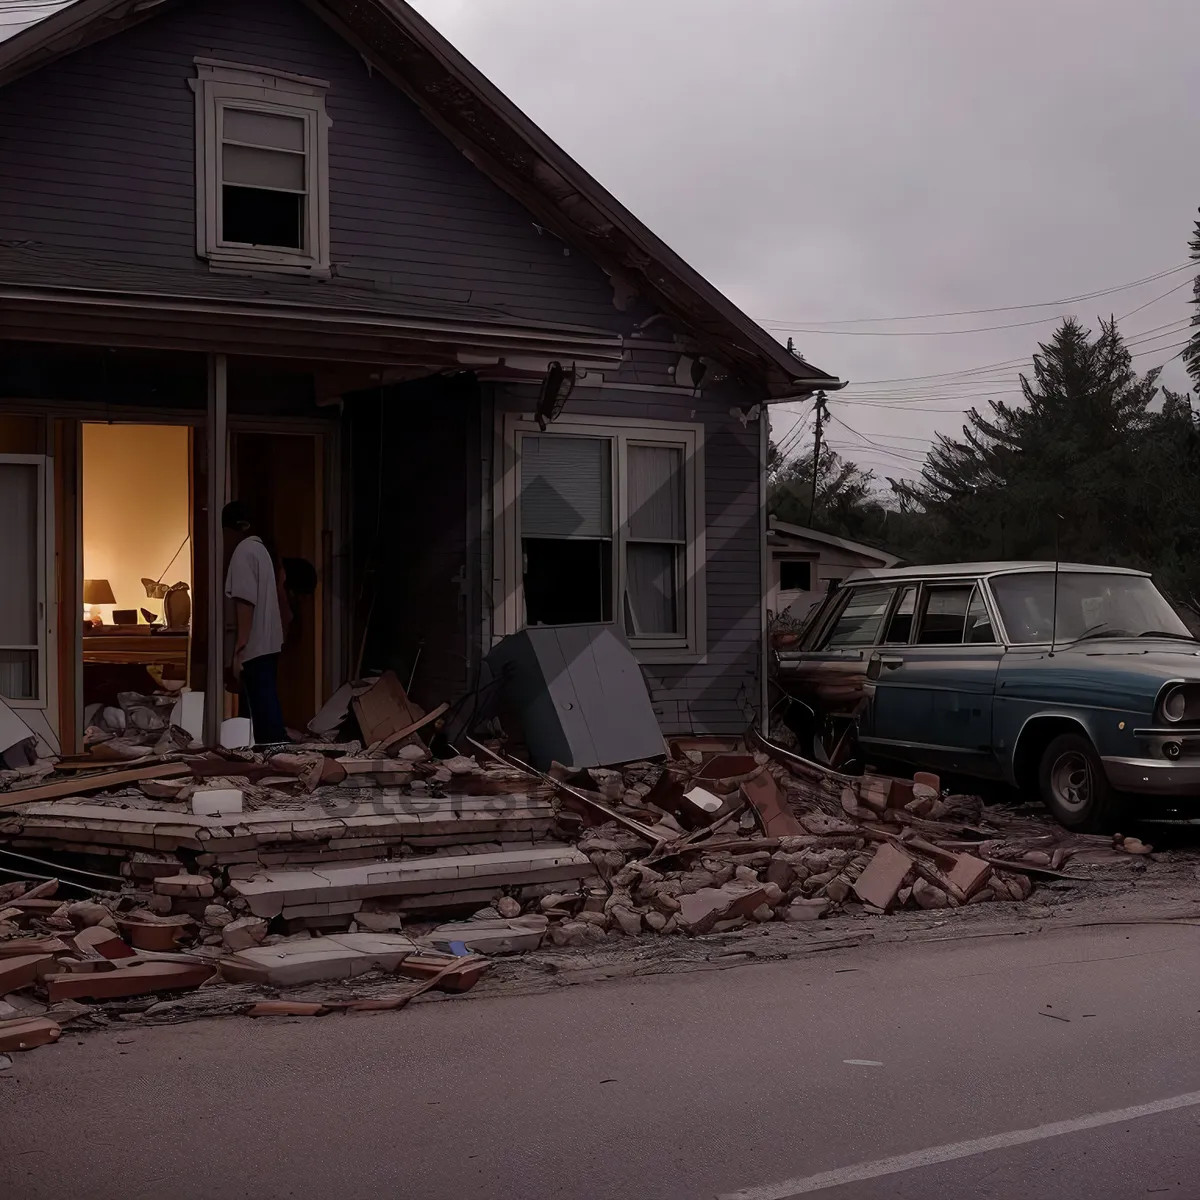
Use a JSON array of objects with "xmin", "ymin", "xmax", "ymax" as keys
[{"xmin": 5, "ymin": 920, "xmax": 1200, "ymax": 1199}]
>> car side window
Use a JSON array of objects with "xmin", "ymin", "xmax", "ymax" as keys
[
  {"xmin": 821, "ymin": 586, "xmax": 896, "ymax": 649},
  {"xmin": 965, "ymin": 586, "xmax": 997, "ymax": 643},
  {"xmin": 915, "ymin": 584, "xmax": 974, "ymax": 645},
  {"xmin": 883, "ymin": 585, "xmax": 917, "ymax": 644}
]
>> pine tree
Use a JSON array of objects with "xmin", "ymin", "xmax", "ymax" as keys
[
  {"xmin": 898, "ymin": 318, "xmax": 1160, "ymax": 565},
  {"xmin": 1185, "ymin": 210, "xmax": 1200, "ymax": 391}
]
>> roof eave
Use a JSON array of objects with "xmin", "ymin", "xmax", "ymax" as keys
[{"xmin": 0, "ymin": 0, "xmax": 843, "ymax": 394}]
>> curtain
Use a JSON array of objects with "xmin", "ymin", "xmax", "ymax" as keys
[
  {"xmin": 626, "ymin": 543, "xmax": 679, "ymax": 634},
  {"xmin": 627, "ymin": 445, "xmax": 683, "ymax": 540},
  {"xmin": 626, "ymin": 445, "xmax": 683, "ymax": 635}
]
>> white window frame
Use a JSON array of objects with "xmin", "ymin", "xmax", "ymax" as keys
[
  {"xmin": 191, "ymin": 58, "xmax": 332, "ymax": 275},
  {"xmin": 0, "ymin": 454, "xmax": 54, "ymax": 709},
  {"xmin": 495, "ymin": 412, "xmax": 707, "ymax": 663}
]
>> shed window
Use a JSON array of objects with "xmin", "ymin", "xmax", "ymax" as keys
[{"xmin": 779, "ymin": 560, "xmax": 813, "ymax": 592}]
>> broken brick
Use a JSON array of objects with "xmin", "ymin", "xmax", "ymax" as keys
[
  {"xmin": 248, "ymin": 1001, "xmax": 327, "ymax": 1017},
  {"xmin": 858, "ymin": 776, "xmax": 893, "ymax": 814},
  {"xmin": 851, "ymin": 844, "xmax": 914, "ymax": 911},
  {"xmin": 677, "ymin": 884, "xmax": 769, "ymax": 935},
  {"xmin": 153, "ymin": 873, "xmax": 215, "ymax": 900},
  {"xmin": 0, "ymin": 954, "xmax": 55, "ymax": 994},
  {"xmin": 70, "ymin": 927, "xmax": 136, "ymax": 961},
  {"xmin": 740, "ymin": 773, "xmax": 803, "ymax": 838},
  {"xmin": 44, "ymin": 961, "xmax": 214, "ymax": 1002},
  {"xmin": 0, "ymin": 1016, "xmax": 61, "ymax": 1053},
  {"xmin": 947, "ymin": 854, "xmax": 992, "ymax": 898}
]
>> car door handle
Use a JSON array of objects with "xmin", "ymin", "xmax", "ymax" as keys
[{"xmin": 867, "ymin": 653, "xmax": 904, "ymax": 680}]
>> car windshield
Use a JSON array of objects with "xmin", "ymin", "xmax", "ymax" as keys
[{"xmin": 989, "ymin": 571, "xmax": 1191, "ymax": 644}]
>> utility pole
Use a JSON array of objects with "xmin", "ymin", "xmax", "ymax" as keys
[{"xmin": 809, "ymin": 390, "xmax": 829, "ymax": 524}]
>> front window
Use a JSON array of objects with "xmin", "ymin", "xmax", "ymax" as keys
[
  {"xmin": 989, "ymin": 572, "xmax": 1191, "ymax": 644},
  {"xmin": 503, "ymin": 416, "xmax": 704, "ymax": 659}
]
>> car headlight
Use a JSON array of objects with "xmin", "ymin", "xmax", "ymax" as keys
[{"xmin": 1162, "ymin": 686, "xmax": 1187, "ymax": 723}]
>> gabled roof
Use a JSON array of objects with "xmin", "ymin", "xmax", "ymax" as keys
[
  {"xmin": 768, "ymin": 517, "xmax": 901, "ymax": 567},
  {"xmin": 0, "ymin": 0, "xmax": 842, "ymax": 401}
]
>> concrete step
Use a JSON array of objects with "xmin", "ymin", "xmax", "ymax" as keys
[{"xmin": 230, "ymin": 843, "xmax": 593, "ymax": 919}]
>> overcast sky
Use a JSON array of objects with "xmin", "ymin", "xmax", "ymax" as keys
[{"xmin": 409, "ymin": 0, "xmax": 1200, "ymax": 481}]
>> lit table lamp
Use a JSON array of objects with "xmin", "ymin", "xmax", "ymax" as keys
[{"xmin": 83, "ymin": 578, "xmax": 116, "ymax": 626}]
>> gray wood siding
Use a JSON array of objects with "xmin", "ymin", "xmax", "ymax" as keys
[
  {"xmin": 0, "ymin": 0, "xmax": 622, "ymax": 327},
  {"xmin": 0, "ymin": 0, "xmax": 769, "ymax": 734},
  {"xmin": 495, "ymin": 364, "xmax": 764, "ymax": 736}
]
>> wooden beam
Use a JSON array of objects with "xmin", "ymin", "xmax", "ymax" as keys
[{"xmin": 0, "ymin": 762, "xmax": 192, "ymax": 809}]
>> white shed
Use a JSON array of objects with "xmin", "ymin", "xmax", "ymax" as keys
[{"xmin": 767, "ymin": 518, "xmax": 900, "ymax": 623}]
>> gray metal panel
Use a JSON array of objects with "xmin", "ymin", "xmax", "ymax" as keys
[{"xmin": 487, "ymin": 624, "xmax": 664, "ymax": 769}]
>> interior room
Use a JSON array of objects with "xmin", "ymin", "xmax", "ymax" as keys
[{"xmin": 81, "ymin": 422, "xmax": 193, "ymax": 711}]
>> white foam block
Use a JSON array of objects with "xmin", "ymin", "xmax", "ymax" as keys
[{"xmin": 192, "ymin": 788, "xmax": 244, "ymax": 816}]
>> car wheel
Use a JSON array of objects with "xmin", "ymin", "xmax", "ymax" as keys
[{"xmin": 1038, "ymin": 732, "xmax": 1121, "ymax": 831}]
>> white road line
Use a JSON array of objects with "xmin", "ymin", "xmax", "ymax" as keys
[{"xmin": 718, "ymin": 1089, "xmax": 1200, "ymax": 1199}]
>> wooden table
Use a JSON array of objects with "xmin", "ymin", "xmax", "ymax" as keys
[{"xmin": 82, "ymin": 632, "xmax": 189, "ymax": 667}]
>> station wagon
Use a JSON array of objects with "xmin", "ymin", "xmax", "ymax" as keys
[{"xmin": 774, "ymin": 562, "xmax": 1200, "ymax": 829}]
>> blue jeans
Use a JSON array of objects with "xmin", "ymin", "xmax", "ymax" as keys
[{"xmin": 240, "ymin": 653, "xmax": 287, "ymax": 745}]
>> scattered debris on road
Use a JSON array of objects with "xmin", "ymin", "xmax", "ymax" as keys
[{"xmin": 0, "ymin": 679, "xmax": 1174, "ymax": 1054}]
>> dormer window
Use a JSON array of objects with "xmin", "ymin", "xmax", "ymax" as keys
[{"xmin": 191, "ymin": 59, "xmax": 331, "ymax": 274}]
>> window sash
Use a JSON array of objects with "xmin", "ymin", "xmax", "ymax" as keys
[{"xmin": 193, "ymin": 62, "xmax": 330, "ymax": 272}]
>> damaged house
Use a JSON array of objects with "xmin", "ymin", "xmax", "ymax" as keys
[{"xmin": 0, "ymin": 0, "xmax": 841, "ymax": 756}]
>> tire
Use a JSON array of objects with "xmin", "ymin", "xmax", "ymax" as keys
[{"xmin": 1038, "ymin": 732, "xmax": 1122, "ymax": 831}]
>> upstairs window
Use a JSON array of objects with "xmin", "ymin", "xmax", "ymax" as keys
[{"xmin": 192, "ymin": 60, "xmax": 331, "ymax": 274}]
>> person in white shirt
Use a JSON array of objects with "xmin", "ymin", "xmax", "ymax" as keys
[{"xmin": 222, "ymin": 501, "xmax": 287, "ymax": 745}]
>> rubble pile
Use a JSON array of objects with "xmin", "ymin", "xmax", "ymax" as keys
[{"xmin": 0, "ymin": 671, "xmax": 1155, "ymax": 1057}]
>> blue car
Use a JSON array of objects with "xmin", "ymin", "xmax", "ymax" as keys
[{"xmin": 773, "ymin": 562, "xmax": 1200, "ymax": 829}]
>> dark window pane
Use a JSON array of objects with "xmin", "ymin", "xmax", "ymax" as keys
[
  {"xmin": 222, "ymin": 186, "xmax": 303, "ymax": 249},
  {"xmin": 823, "ymin": 586, "xmax": 894, "ymax": 648},
  {"xmin": 965, "ymin": 587, "xmax": 996, "ymax": 643},
  {"xmin": 884, "ymin": 585, "xmax": 917, "ymax": 644},
  {"xmin": 917, "ymin": 585, "xmax": 973, "ymax": 645},
  {"xmin": 523, "ymin": 538, "xmax": 612, "ymax": 625},
  {"xmin": 779, "ymin": 560, "xmax": 812, "ymax": 592}
]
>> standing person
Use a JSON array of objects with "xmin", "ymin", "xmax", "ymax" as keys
[{"xmin": 222, "ymin": 501, "xmax": 287, "ymax": 745}]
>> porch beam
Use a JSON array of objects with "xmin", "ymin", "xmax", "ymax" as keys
[{"xmin": 203, "ymin": 352, "xmax": 228, "ymax": 748}]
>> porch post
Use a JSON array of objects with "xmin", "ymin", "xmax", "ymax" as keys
[{"xmin": 203, "ymin": 353, "xmax": 228, "ymax": 747}]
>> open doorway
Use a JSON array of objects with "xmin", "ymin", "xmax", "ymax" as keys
[
  {"xmin": 81, "ymin": 423, "xmax": 193, "ymax": 722},
  {"xmin": 230, "ymin": 430, "xmax": 323, "ymax": 731}
]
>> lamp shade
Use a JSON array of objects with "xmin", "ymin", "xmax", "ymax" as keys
[{"xmin": 82, "ymin": 578, "xmax": 116, "ymax": 605}]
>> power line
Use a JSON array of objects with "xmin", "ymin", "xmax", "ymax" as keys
[{"xmin": 753, "ymin": 262, "xmax": 1192, "ymax": 328}]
